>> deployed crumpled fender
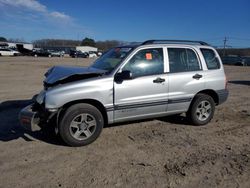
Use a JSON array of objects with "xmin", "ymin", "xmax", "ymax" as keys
[{"xmin": 44, "ymin": 66, "xmax": 106, "ymax": 87}]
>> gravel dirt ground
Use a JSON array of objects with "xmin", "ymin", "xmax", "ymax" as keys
[{"xmin": 0, "ymin": 56, "xmax": 249, "ymax": 188}]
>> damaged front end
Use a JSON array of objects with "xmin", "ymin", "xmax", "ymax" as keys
[
  {"xmin": 19, "ymin": 65, "xmax": 106, "ymax": 131},
  {"xmin": 43, "ymin": 65, "xmax": 106, "ymax": 89},
  {"xmin": 19, "ymin": 91, "xmax": 58, "ymax": 131},
  {"xmin": 19, "ymin": 104, "xmax": 41, "ymax": 131}
]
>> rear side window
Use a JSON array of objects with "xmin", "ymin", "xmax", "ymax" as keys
[
  {"xmin": 201, "ymin": 49, "xmax": 220, "ymax": 69},
  {"xmin": 168, "ymin": 48, "xmax": 201, "ymax": 73}
]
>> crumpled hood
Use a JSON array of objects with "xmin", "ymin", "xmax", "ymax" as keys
[{"xmin": 44, "ymin": 66, "xmax": 106, "ymax": 87}]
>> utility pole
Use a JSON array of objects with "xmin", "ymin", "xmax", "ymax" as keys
[{"xmin": 223, "ymin": 37, "xmax": 227, "ymax": 57}]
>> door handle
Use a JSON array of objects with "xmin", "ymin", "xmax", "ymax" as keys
[
  {"xmin": 153, "ymin": 77, "xmax": 165, "ymax": 83},
  {"xmin": 192, "ymin": 74, "xmax": 202, "ymax": 79}
]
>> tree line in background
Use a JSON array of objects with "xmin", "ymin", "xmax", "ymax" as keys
[
  {"xmin": 0, "ymin": 37, "xmax": 26, "ymax": 43},
  {"xmin": 0, "ymin": 36, "xmax": 124, "ymax": 51},
  {"xmin": 32, "ymin": 37, "xmax": 124, "ymax": 51},
  {"xmin": 216, "ymin": 48, "xmax": 250, "ymax": 57},
  {"xmin": 1, "ymin": 36, "xmax": 250, "ymax": 55}
]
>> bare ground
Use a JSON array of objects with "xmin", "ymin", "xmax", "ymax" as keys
[{"xmin": 0, "ymin": 56, "xmax": 249, "ymax": 188}]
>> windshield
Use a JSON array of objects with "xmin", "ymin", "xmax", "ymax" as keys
[{"xmin": 91, "ymin": 47, "xmax": 133, "ymax": 72}]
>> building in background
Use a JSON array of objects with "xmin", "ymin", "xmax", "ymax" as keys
[
  {"xmin": 76, "ymin": 46, "xmax": 98, "ymax": 53},
  {"xmin": 0, "ymin": 41, "xmax": 33, "ymax": 50}
]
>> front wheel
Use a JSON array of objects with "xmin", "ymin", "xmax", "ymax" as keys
[
  {"xmin": 187, "ymin": 94, "xmax": 215, "ymax": 126},
  {"xmin": 59, "ymin": 103, "xmax": 104, "ymax": 146}
]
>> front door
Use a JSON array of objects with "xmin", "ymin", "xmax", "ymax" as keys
[{"xmin": 114, "ymin": 47, "xmax": 168, "ymax": 122}]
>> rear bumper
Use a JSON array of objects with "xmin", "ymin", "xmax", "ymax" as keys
[
  {"xmin": 216, "ymin": 89, "xmax": 229, "ymax": 105},
  {"xmin": 19, "ymin": 104, "xmax": 41, "ymax": 131}
]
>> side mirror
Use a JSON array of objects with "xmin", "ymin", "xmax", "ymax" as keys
[{"xmin": 114, "ymin": 70, "xmax": 132, "ymax": 82}]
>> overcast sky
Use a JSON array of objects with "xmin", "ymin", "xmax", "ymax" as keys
[{"xmin": 0, "ymin": 0, "xmax": 249, "ymax": 47}]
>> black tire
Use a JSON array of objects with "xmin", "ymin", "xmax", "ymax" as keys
[
  {"xmin": 59, "ymin": 103, "xmax": 104, "ymax": 146},
  {"xmin": 187, "ymin": 94, "xmax": 215, "ymax": 126}
]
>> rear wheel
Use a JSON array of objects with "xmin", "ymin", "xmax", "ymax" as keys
[
  {"xmin": 187, "ymin": 94, "xmax": 215, "ymax": 125},
  {"xmin": 59, "ymin": 103, "xmax": 104, "ymax": 146}
]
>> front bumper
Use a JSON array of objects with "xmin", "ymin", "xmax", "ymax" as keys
[{"xmin": 19, "ymin": 104, "xmax": 41, "ymax": 131}]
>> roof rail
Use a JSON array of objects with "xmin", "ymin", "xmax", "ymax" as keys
[{"xmin": 141, "ymin": 40, "xmax": 209, "ymax": 46}]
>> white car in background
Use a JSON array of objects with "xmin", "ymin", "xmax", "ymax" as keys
[
  {"xmin": 88, "ymin": 51, "xmax": 97, "ymax": 58},
  {"xmin": 0, "ymin": 48, "xmax": 20, "ymax": 56}
]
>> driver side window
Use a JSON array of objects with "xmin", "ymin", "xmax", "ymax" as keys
[{"xmin": 123, "ymin": 48, "xmax": 164, "ymax": 78}]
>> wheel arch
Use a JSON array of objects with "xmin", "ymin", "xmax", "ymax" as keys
[
  {"xmin": 193, "ymin": 89, "xmax": 219, "ymax": 105},
  {"xmin": 58, "ymin": 99, "xmax": 108, "ymax": 126},
  {"xmin": 187, "ymin": 90, "xmax": 216, "ymax": 126}
]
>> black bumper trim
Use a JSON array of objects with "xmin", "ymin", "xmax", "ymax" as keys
[
  {"xmin": 19, "ymin": 104, "xmax": 41, "ymax": 131},
  {"xmin": 216, "ymin": 89, "xmax": 229, "ymax": 105}
]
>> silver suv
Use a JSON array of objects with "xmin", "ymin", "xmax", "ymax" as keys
[{"xmin": 19, "ymin": 40, "xmax": 228, "ymax": 146}]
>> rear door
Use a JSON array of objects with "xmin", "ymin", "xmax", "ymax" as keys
[
  {"xmin": 166, "ymin": 47, "xmax": 205, "ymax": 112},
  {"xmin": 113, "ymin": 47, "xmax": 168, "ymax": 122}
]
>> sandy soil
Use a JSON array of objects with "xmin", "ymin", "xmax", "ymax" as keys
[{"xmin": 0, "ymin": 56, "xmax": 249, "ymax": 188}]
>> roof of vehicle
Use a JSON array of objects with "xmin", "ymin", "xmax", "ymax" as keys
[
  {"xmin": 117, "ymin": 40, "xmax": 210, "ymax": 49},
  {"xmin": 141, "ymin": 40, "xmax": 209, "ymax": 46},
  {"xmin": 116, "ymin": 45, "xmax": 139, "ymax": 49}
]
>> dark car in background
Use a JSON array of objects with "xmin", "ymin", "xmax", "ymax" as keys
[
  {"xmin": 221, "ymin": 56, "xmax": 245, "ymax": 66},
  {"xmin": 70, "ymin": 50, "xmax": 88, "ymax": 58},
  {"xmin": 242, "ymin": 56, "xmax": 250, "ymax": 66},
  {"xmin": 32, "ymin": 49, "xmax": 52, "ymax": 57}
]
